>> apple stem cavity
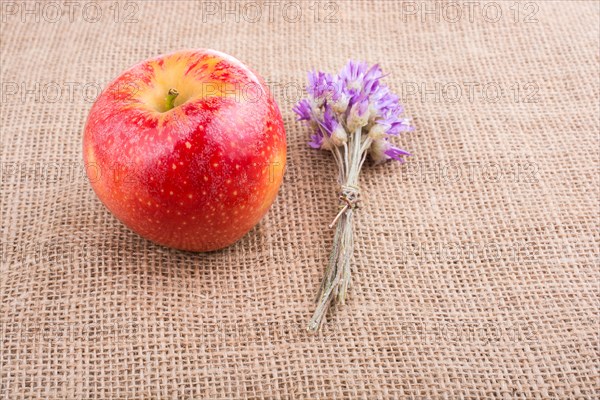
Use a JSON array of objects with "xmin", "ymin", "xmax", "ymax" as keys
[{"xmin": 165, "ymin": 88, "xmax": 179, "ymax": 111}]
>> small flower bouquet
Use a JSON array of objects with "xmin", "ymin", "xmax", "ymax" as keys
[{"xmin": 294, "ymin": 61, "xmax": 414, "ymax": 331}]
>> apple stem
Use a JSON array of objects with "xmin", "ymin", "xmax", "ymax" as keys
[{"xmin": 165, "ymin": 88, "xmax": 179, "ymax": 111}]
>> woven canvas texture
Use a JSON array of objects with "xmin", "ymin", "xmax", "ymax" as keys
[{"xmin": 1, "ymin": 0, "xmax": 599, "ymax": 398}]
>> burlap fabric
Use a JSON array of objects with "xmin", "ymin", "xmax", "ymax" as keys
[{"xmin": 1, "ymin": 1, "xmax": 599, "ymax": 398}]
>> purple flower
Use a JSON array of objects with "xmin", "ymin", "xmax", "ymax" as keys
[
  {"xmin": 370, "ymin": 138, "xmax": 411, "ymax": 164},
  {"xmin": 307, "ymin": 71, "xmax": 334, "ymax": 101},
  {"xmin": 296, "ymin": 103, "xmax": 338, "ymax": 150},
  {"xmin": 347, "ymin": 96, "xmax": 370, "ymax": 131},
  {"xmin": 339, "ymin": 61, "xmax": 384, "ymax": 102},
  {"xmin": 293, "ymin": 98, "xmax": 312, "ymax": 121},
  {"xmin": 319, "ymin": 104, "xmax": 338, "ymax": 135},
  {"xmin": 384, "ymin": 145, "xmax": 411, "ymax": 162},
  {"xmin": 308, "ymin": 131, "xmax": 324, "ymax": 149},
  {"xmin": 383, "ymin": 116, "xmax": 414, "ymax": 136},
  {"xmin": 294, "ymin": 60, "xmax": 414, "ymax": 157},
  {"xmin": 339, "ymin": 61, "xmax": 367, "ymax": 87}
]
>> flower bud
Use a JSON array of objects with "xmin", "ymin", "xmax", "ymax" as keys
[
  {"xmin": 369, "ymin": 138, "xmax": 390, "ymax": 165},
  {"xmin": 330, "ymin": 125, "xmax": 348, "ymax": 146},
  {"xmin": 346, "ymin": 100, "xmax": 369, "ymax": 132},
  {"xmin": 368, "ymin": 123, "xmax": 388, "ymax": 140},
  {"xmin": 332, "ymin": 94, "xmax": 350, "ymax": 114}
]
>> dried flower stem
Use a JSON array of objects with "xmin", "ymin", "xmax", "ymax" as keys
[
  {"xmin": 308, "ymin": 129, "xmax": 371, "ymax": 331},
  {"xmin": 296, "ymin": 61, "xmax": 413, "ymax": 331}
]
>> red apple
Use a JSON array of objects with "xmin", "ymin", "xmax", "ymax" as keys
[{"xmin": 83, "ymin": 49, "xmax": 286, "ymax": 251}]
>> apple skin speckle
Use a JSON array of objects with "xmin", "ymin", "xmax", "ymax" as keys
[{"xmin": 83, "ymin": 49, "xmax": 286, "ymax": 252}]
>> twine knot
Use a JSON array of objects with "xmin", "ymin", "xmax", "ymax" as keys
[{"xmin": 329, "ymin": 185, "xmax": 360, "ymax": 228}]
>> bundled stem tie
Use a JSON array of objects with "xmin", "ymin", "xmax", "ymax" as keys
[{"xmin": 329, "ymin": 185, "xmax": 360, "ymax": 228}]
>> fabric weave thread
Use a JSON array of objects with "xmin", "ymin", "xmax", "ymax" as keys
[{"xmin": 1, "ymin": 1, "xmax": 599, "ymax": 398}]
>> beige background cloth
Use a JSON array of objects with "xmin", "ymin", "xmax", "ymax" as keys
[{"xmin": 1, "ymin": 0, "xmax": 599, "ymax": 398}]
